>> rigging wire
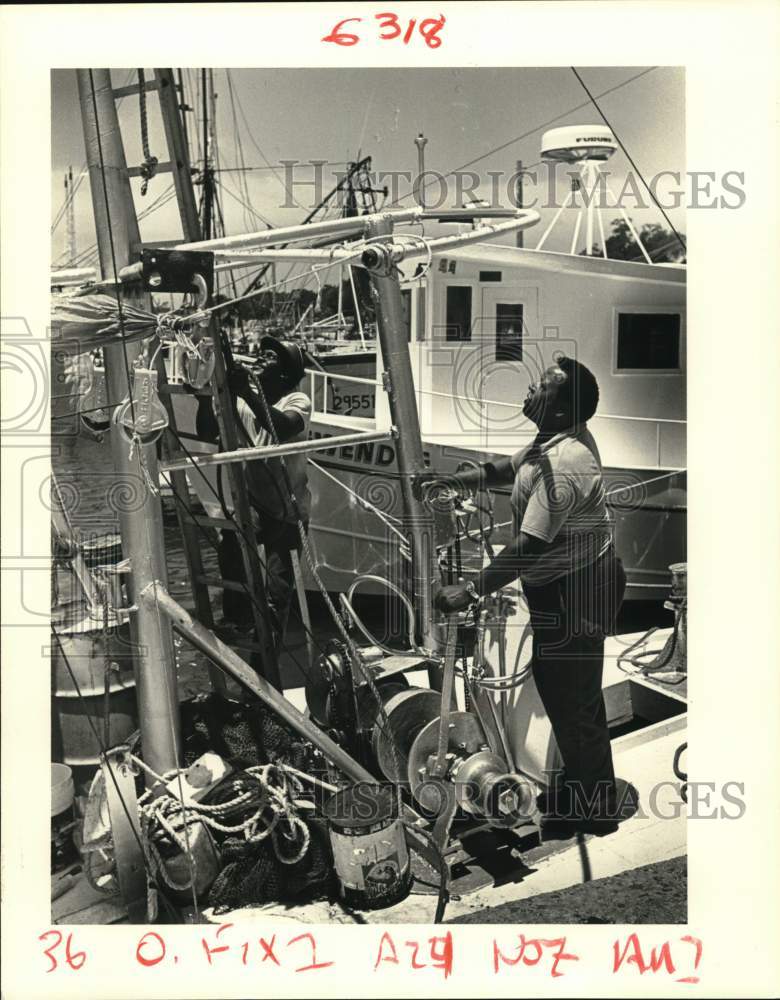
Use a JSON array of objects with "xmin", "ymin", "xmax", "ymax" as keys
[
  {"xmin": 242, "ymin": 362, "xmax": 407, "ymax": 790},
  {"xmin": 227, "ymin": 73, "xmax": 307, "ymax": 213},
  {"xmin": 215, "ymin": 176, "xmax": 272, "ymax": 229},
  {"xmin": 51, "ymin": 171, "xmax": 87, "ymax": 234},
  {"xmin": 160, "ymin": 422, "xmax": 342, "ymax": 680},
  {"xmin": 55, "ymin": 184, "xmax": 178, "ymax": 271},
  {"xmin": 387, "ymin": 67, "xmax": 660, "ymax": 209},
  {"xmin": 225, "ymin": 69, "xmax": 264, "ymax": 232},
  {"xmin": 156, "ymin": 425, "xmax": 411, "ymax": 757},
  {"xmin": 570, "ymin": 67, "xmax": 687, "ymax": 257}
]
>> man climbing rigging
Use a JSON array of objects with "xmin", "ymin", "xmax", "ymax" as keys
[{"xmin": 219, "ymin": 337, "xmax": 313, "ymax": 654}]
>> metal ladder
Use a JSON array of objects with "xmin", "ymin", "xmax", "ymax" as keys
[{"xmin": 112, "ymin": 68, "xmax": 282, "ymax": 691}]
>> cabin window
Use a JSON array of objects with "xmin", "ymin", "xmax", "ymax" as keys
[
  {"xmin": 495, "ymin": 302, "xmax": 524, "ymax": 361},
  {"xmin": 616, "ymin": 312, "xmax": 681, "ymax": 371},
  {"xmin": 479, "ymin": 270, "xmax": 503, "ymax": 282},
  {"xmin": 445, "ymin": 285, "xmax": 472, "ymax": 342}
]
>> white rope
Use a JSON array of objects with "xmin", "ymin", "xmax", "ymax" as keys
[{"xmin": 132, "ymin": 755, "xmax": 312, "ymax": 882}]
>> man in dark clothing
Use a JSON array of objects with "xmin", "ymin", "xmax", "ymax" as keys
[
  {"xmin": 427, "ymin": 355, "xmax": 628, "ymax": 835},
  {"xmin": 194, "ymin": 338, "xmax": 311, "ymax": 654},
  {"xmin": 221, "ymin": 339, "xmax": 311, "ymax": 651}
]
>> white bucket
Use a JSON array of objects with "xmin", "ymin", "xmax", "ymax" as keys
[{"xmin": 51, "ymin": 762, "xmax": 75, "ymax": 817}]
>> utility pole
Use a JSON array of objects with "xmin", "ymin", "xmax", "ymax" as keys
[{"xmin": 76, "ymin": 69, "xmax": 180, "ymax": 776}]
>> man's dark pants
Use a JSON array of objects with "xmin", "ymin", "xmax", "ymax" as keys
[
  {"xmin": 218, "ymin": 515, "xmax": 303, "ymax": 652},
  {"xmin": 523, "ymin": 546, "xmax": 626, "ymax": 817}
]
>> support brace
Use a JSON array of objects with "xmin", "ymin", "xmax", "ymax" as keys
[{"xmin": 139, "ymin": 582, "xmax": 425, "ymax": 823}]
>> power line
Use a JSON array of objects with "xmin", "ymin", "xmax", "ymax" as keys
[{"xmin": 570, "ymin": 67, "xmax": 687, "ymax": 255}]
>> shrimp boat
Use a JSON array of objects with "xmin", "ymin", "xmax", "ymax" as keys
[
  {"xmin": 303, "ymin": 249, "xmax": 685, "ymax": 598},
  {"xmin": 170, "ymin": 128, "xmax": 685, "ymax": 602},
  {"xmin": 48, "ymin": 70, "xmax": 687, "ymax": 925},
  {"xmin": 297, "ymin": 128, "xmax": 686, "ymax": 601}
]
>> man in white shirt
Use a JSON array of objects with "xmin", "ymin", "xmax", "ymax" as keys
[{"xmin": 217, "ymin": 338, "xmax": 312, "ymax": 653}]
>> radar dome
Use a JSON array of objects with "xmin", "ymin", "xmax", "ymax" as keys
[{"xmin": 541, "ymin": 125, "xmax": 617, "ymax": 163}]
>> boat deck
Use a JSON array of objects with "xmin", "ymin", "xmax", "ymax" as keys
[{"xmin": 51, "ymin": 629, "xmax": 686, "ymax": 925}]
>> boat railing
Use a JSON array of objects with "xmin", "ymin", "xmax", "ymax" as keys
[
  {"xmin": 305, "ymin": 367, "xmax": 686, "ymax": 468},
  {"xmin": 306, "ymin": 367, "xmax": 378, "ymax": 415}
]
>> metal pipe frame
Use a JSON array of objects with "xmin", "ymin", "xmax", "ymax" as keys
[
  {"xmin": 160, "ymin": 429, "xmax": 394, "ymax": 475},
  {"xmin": 365, "ymin": 217, "xmax": 440, "ymax": 667},
  {"xmin": 50, "ymin": 266, "xmax": 98, "ymax": 285},
  {"xmin": 172, "ymin": 206, "xmax": 532, "ymax": 254},
  {"xmin": 213, "ymin": 211, "xmax": 541, "ymax": 267},
  {"xmin": 77, "ymin": 69, "xmax": 181, "ymax": 779},
  {"xmin": 171, "ymin": 207, "xmax": 424, "ymax": 253}
]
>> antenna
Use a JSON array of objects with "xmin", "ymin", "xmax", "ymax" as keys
[
  {"xmin": 536, "ymin": 124, "xmax": 652, "ymax": 263},
  {"xmin": 414, "ymin": 133, "xmax": 428, "ymax": 208},
  {"xmin": 64, "ymin": 165, "xmax": 77, "ymax": 262}
]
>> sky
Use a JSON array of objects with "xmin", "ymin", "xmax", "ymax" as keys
[{"xmin": 51, "ymin": 66, "xmax": 685, "ymax": 276}]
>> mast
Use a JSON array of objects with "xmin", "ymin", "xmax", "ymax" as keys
[
  {"xmin": 413, "ymin": 133, "xmax": 427, "ymax": 208},
  {"xmin": 201, "ymin": 68, "xmax": 212, "ymax": 241},
  {"xmin": 76, "ymin": 69, "xmax": 180, "ymax": 776}
]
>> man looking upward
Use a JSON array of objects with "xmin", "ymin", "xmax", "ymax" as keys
[{"xmin": 428, "ymin": 354, "xmax": 627, "ymax": 834}]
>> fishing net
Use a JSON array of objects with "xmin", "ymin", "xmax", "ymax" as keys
[
  {"xmin": 180, "ymin": 693, "xmax": 267, "ymax": 767},
  {"xmin": 207, "ymin": 817, "xmax": 334, "ymax": 914},
  {"xmin": 179, "ymin": 692, "xmax": 333, "ymax": 781}
]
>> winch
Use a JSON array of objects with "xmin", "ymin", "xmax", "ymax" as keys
[
  {"xmin": 405, "ymin": 711, "xmax": 533, "ymax": 828},
  {"xmin": 305, "ymin": 627, "xmax": 536, "ymax": 837},
  {"xmin": 304, "ymin": 640, "xmax": 410, "ymax": 763}
]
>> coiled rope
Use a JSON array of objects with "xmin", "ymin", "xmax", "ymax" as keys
[{"xmin": 132, "ymin": 756, "xmax": 311, "ymax": 892}]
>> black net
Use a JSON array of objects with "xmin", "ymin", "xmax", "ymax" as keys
[{"xmin": 207, "ymin": 817, "xmax": 334, "ymax": 913}]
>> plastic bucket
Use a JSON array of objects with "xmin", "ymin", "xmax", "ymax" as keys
[
  {"xmin": 51, "ymin": 763, "xmax": 75, "ymax": 818},
  {"xmin": 323, "ymin": 783, "xmax": 411, "ymax": 910}
]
